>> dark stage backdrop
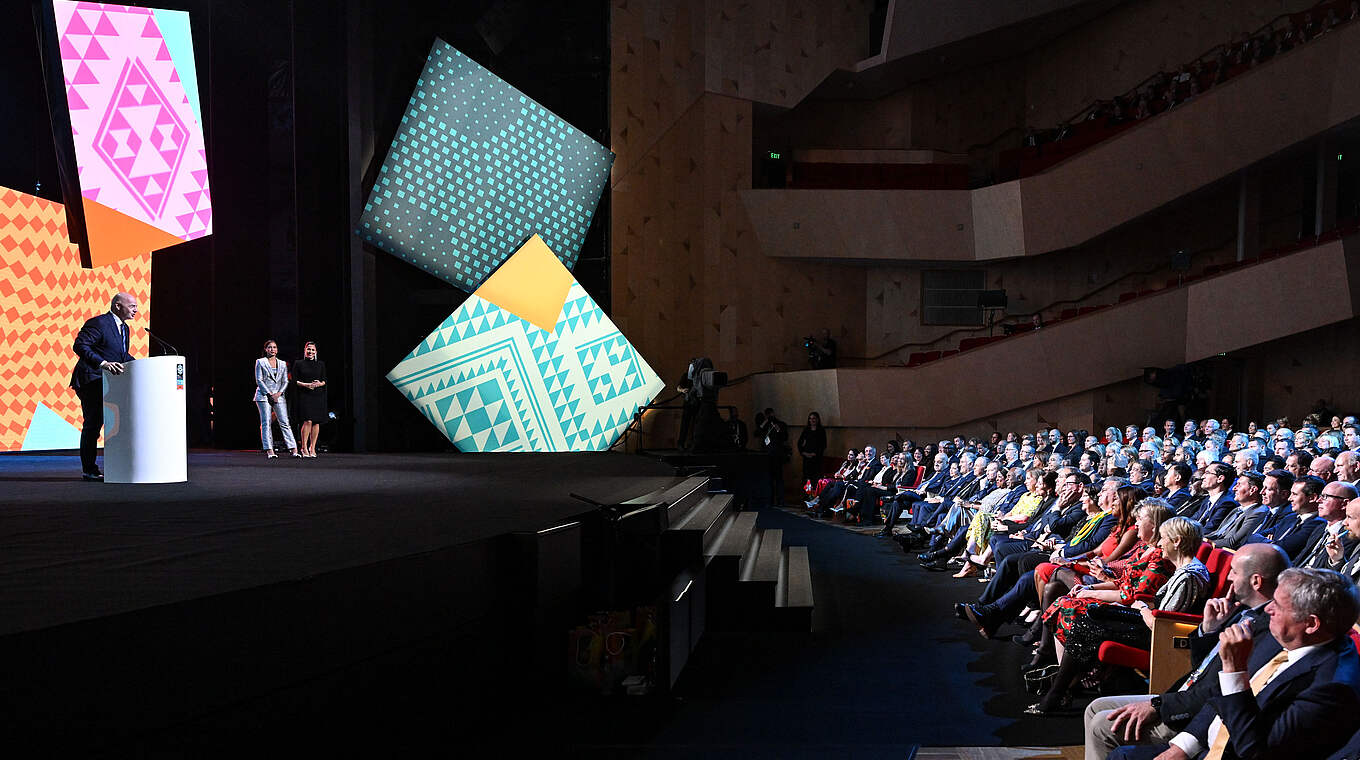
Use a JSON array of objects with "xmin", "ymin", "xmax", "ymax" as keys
[{"xmin": 2, "ymin": 0, "xmax": 609, "ymax": 452}]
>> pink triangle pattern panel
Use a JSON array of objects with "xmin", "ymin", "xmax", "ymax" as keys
[{"xmin": 54, "ymin": 1, "xmax": 211, "ymax": 243}]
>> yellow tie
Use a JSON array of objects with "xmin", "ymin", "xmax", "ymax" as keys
[{"xmin": 1203, "ymin": 648, "xmax": 1292, "ymax": 760}]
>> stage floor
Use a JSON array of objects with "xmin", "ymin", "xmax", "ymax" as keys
[{"xmin": 0, "ymin": 450, "xmax": 677, "ymax": 636}]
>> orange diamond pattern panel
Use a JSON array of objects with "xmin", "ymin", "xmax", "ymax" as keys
[{"xmin": 0, "ymin": 186, "xmax": 151, "ymax": 451}]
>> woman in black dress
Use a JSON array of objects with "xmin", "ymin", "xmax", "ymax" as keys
[
  {"xmin": 797, "ymin": 411, "xmax": 828, "ymax": 488},
  {"xmin": 292, "ymin": 341, "xmax": 328, "ymax": 457}
]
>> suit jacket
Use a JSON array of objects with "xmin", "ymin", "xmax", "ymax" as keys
[
  {"xmin": 1159, "ymin": 607, "xmax": 1273, "ymax": 732},
  {"xmin": 70, "ymin": 312, "xmax": 133, "ymax": 390},
  {"xmin": 1300, "ymin": 524, "xmax": 1355, "ymax": 569},
  {"xmin": 1207, "ymin": 504, "xmax": 1270, "ymax": 549},
  {"xmin": 1189, "ymin": 636, "xmax": 1360, "ymax": 760},
  {"xmin": 1176, "ymin": 492, "xmax": 1209, "ymax": 519},
  {"xmin": 1335, "ymin": 541, "xmax": 1360, "ymax": 580},
  {"xmin": 1192, "ymin": 492, "xmax": 1239, "ymax": 532},
  {"xmin": 1280, "ymin": 515, "xmax": 1329, "ymax": 561},
  {"xmin": 1045, "ymin": 501, "xmax": 1089, "ymax": 539},
  {"xmin": 1253, "ymin": 505, "xmax": 1294, "ymax": 539},
  {"xmin": 915, "ymin": 470, "xmax": 948, "ymax": 495},
  {"xmin": 1165, "ymin": 487, "xmax": 1194, "ymax": 512},
  {"xmin": 1024, "ymin": 499, "xmax": 1081, "ymax": 538}
]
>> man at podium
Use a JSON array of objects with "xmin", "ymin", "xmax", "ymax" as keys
[{"xmin": 70, "ymin": 292, "xmax": 138, "ymax": 481}]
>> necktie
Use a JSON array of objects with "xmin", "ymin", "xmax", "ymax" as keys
[
  {"xmin": 1203, "ymin": 648, "xmax": 1292, "ymax": 760},
  {"xmin": 1305, "ymin": 527, "xmax": 1340, "ymax": 568}
]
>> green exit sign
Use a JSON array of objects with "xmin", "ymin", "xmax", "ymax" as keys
[{"xmin": 768, "ymin": 151, "xmax": 782, "ymax": 160}]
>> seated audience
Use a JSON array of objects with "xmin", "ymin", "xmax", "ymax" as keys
[{"xmin": 1025, "ymin": 515, "xmax": 1210, "ymax": 715}]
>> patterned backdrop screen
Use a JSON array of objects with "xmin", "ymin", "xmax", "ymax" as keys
[
  {"xmin": 387, "ymin": 236, "xmax": 662, "ymax": 452},
  {"xmin": 52, "ymin": 0, "xmax": 211, "ymax": 267},
  {"xmin": 0, "ymin": 187, "xmax": 152, "ymax": 452},
  {"xmin": 358, "ymin": 38, "xmax": 614, "ymax": 292}
]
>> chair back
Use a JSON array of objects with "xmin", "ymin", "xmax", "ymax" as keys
[
  {"xmin": 1195, "ymin": 541, "xmax": 1214, "ymax": 562},
  {"xmin": 1202, "ymin": 545, "xmax": 1235, "ymax": 600}
]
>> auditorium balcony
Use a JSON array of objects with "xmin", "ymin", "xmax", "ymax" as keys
[
  {"xmin": 741, "ymin": 10, "xmax": 1360, "ymax": 264},
  {"xmin": 818, "ymin": 0, "xmax": 1126, "ymax": 101},
  {"xmin": 752, "ymin": 233, "xmax": 1360, "ymax": 443}
]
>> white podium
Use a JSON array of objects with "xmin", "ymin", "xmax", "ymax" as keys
[{"xmin": 103, "ymin": 355, "xmax": 188, "ymax": 484}]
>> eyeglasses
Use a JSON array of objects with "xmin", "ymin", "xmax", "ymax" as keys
[{"xmin": 1320, "ymin": 493, "xmax": 1349, "ymax": 501}]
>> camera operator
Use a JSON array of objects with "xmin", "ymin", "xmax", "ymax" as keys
[{"xmin": 805, "ymin": 328, "xmax": 837, "ymax": 369}]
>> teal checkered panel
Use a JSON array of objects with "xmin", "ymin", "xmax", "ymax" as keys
[{"xmin": 358, "ymin": 38, "xmax": 614, "ymax": 292}]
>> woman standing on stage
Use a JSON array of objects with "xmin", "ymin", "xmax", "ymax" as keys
[
  {"xmin": 292, "ymin": 341, "xmax": 328, "ymax": 458},
  {"xmin": 254, "ymin": 339, "xmax": 299, "ymax": 458}
]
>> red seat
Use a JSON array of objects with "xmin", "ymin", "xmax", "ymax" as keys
[
  {"xmin": 1059, "ymin": 308, "xmax": 1079, "ymax": 320},
  {"xmin": 939, "ymin": 349, "xmax": 959, "ymax": 358},
  {"xmin": 958, "ymin": 337, "xmax": 988, "ymax": 352},
  {"xmin": 1118, "ymin": 291, "xmax": 1138, "ymax": 303}
]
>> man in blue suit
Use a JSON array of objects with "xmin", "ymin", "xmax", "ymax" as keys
[{"xmin": 70, "ymin": 293, "xmax": 138, "ymax": 480}]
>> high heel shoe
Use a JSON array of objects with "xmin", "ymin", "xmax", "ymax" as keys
[
  {"xmin": 1022, "ymin": 696, "xmax": 1066, "ymax": 712},
  {"xmin": 952, "ymin": 561, "xmax": 980, "ymax": 579},
  {"xmin": 1023, "ymin": 689, "xmax": 1071, "ymax": 715}
]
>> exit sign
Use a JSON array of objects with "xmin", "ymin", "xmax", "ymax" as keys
[{"xmin": 768, "ymin": 151, "xmax": 781, "ymax": 160}]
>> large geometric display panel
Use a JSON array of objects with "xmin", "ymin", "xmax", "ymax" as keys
[
  {"xmin": 53, "ymin": 0, "xmax": 211, "ymax": 267},
  {"xmin": 387, "ymin": 236, "xmax": 662, "ymax": 452},
  {"xmin": 0, "ymin": 186, "xmax": 152, "ymax": 452},
  {"xmin": 358, "ymin": 38, "xmax": 614, "ymax": 293}
]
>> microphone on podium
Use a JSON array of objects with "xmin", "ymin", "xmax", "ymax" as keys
[{"xmin": 144, "ymin": 328, "xmax": 179, "ymax": 356}]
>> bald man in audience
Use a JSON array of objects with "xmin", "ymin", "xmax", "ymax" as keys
[{"xmin": 1311, "ymin": 454, "xmax": 1337, "ymax": 482}]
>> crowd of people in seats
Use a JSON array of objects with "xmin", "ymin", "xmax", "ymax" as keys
[
  {"xmin": 800, "ymin": 413, "xmax": 1360, "ymax": 758},
  {"xmin": 1023, "ymin": 0, "xmax": 1359, "ymax": 157}
]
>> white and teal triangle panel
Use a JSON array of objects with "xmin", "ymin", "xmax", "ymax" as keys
[{"xmin": 387, "ymin": 286, "xmax": 664, "ymax": 452}]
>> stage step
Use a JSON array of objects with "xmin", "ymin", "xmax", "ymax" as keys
[
  {"xmin": 672, "ymin": 493, "xmax": 734, "ymax": 553},
  {"xmin": 740, "ymin": 528, "xmax": 782, "ymax": 584},
  {"xmin": 659, "ymin": 476, "xmax": 714, "ymax": 523},
  {"xmin": 775, "ymin": 545, "xmax": 814, "ymax": 631},
  {"xmin": 706, "ymin": 511, "xmax": 758, "ymax": 585}
]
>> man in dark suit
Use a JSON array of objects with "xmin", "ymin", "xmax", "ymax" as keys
[
  {"xmin": 1191, "ymin": 463, "xmax": 1240, "ymax": 531},
  {"xmin": 1113, "ymin": 567, "xmax": 1360, "ymax": 760},
  {"xmin": 70, "ymin": 293, "xmax": 137, "ymax": 481},
  {"xmin": 1206, "ymin": 471, "xmax": 1270, "ymax": 550},
  {"xmin": 1248, "ymin": 474, "xmax": 1327, "ymax": 559},
  {"xmin": 1161, "ymin": 463, "xmax": 1195, "ymax": 513},
  {"xmin": 1083, "ymin": 543, "xmax": 1289, "ymax": 758}
]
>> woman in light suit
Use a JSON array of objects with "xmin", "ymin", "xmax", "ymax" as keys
[{"xmin": 255, "ymin": 339, "xmax": 299, "ymax": 458}]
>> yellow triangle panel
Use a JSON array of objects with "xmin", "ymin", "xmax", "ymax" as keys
[{"xmin": 473, "ymin": 234, "xmax": 573, "ymax": 333}]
